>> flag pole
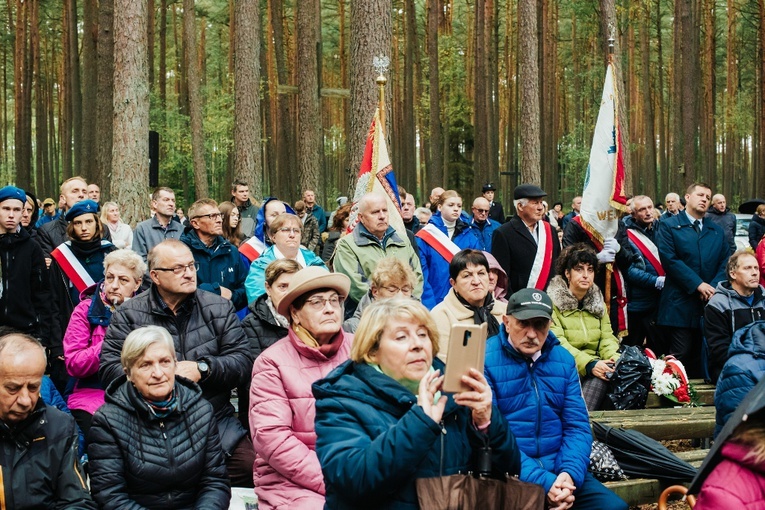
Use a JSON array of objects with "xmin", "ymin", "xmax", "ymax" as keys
[
  {"xmin": 374, "ymin": 56, "xmax": 389, "ymax": 134},
  {"xmin": 605, "ymin": 29, "xmax": 615, "ymax": 317}
]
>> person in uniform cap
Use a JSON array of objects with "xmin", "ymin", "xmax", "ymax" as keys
[
  {"xmin": 491, "ymin": 184, "xmax": 561, "ymax": 294},
  {"xmin": 482, "ymin": 183, "xmax": 505, "ymax": 223}
]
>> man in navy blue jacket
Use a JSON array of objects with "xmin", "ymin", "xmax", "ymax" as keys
[
  {"xmin": 485, "ymin": 289, "xmax": 627, "ymax": 510},
  {"xmin": 656, "ymin": 182, "xmax": 729, "ymax": 379}
]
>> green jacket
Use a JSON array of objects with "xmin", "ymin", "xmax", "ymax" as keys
[
  {"xmin": 547, "ymin": 275, "xmax": 620, "ymax": 376},
  {"xmin": 331, "ymin": 223, "xmax": 423, "ymax": 307}
]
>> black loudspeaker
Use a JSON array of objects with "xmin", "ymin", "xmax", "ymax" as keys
[{"xmin": 149, "ymin": 131, "xmax": 159, "ymax": 188}]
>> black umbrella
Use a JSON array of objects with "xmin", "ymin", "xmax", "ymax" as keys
[
  {"xmin": 591, "ymin": 421, "xmax": 698, "ymax": 483},
  {"xmin": 687, "ymin": 378, "xmax": 765, "ymax": 494},
  {"xmin": 738, "ymin": 199, "xmax": 765, "ymax": 215}
]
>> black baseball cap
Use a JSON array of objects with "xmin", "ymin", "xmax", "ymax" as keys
[{"xmin": 505, "ymin": 288, "xmax": 553, "ymax": 320}]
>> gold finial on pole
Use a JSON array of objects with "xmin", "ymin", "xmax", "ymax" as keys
[
  {"xmin": 373, "ymin": 56, "xmax": 390, "ymax": 130},
  {"xmin": 607, "ymin": 23, "xmax": 615, "ymax": 58}
]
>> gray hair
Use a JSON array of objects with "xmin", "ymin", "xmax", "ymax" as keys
[
  {"xmin": 0, "ymin": 333, "xmax": 46, "ymax": 363},
  {"xmin": 104, "ymin": 249, "xmax": 147, "ymax": 281},
  {"xmin": 513, "ymin": 198, "xmax": 530, "ymax": 209},
  {"xmin": 147, "ymin": 239, "xmax": 189, "ymax": 271},
  {"xmin": 121, "ymin": 326, "xmax": 177, "ymax": 375}
]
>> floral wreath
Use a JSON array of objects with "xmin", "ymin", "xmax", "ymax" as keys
[{"xmin": 645, "ymin": 349, "xmax": 698, "ymax": 406}]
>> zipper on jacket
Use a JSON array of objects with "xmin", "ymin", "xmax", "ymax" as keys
[
  {"xmin": 159, "ymin": 421, "xmax": 176, "ymax": 467},
  {"xmin": 439, "ymin": 420, "xmax": 447, "ymax": 476},
  {"xmin": 529, "ymin": 363, "xmax": 542, "ymax": 458}
]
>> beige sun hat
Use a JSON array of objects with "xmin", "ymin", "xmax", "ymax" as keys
[{"xmin": 277, "ymin": 266, "xmax": 351, "ymax": 317}]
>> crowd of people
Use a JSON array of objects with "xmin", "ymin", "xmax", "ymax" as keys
[{"xmin": 2, "ymin": 175, "xmax": 765, "ymax": 508}]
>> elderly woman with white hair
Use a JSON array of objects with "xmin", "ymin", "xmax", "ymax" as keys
[{"xmin": 88, "ymin": 325, "xmax": 230, "ymax": 509}]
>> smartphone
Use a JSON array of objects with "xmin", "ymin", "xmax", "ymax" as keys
[{"xmin": 442, "ymin": 323, "xmax": 488, "ymax": 393}]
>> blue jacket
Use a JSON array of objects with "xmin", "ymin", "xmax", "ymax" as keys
[
  {"xmin": 417, "ymin": 213, "xmax": 481, "ymax": 309},
  {"xmin": 470, "ymin": 217, "xmax": 499, "ymax": 252},
  {"xmin": 252, "ymin": 197, "xmax": 296, "ymax": 248},
  {"xmin": 623, "ymin": 216, "xmax": 662, "ymax": 313},
  {"xmin": 484, "ymin": 325, "xmax": 592, "ymax": 492},
  {"xmin": 244, "ymin": 245, "xmax": 327, "ymax": 304},
  {"xmin": 312, "ymin": 359, "xmax": 520, "ymax": 510},
  {"xmin": 656, "ymin": 213, "xmax": 729, "ymax": 328},
  {"xmin": 714, "ymin": 321, "xmax": 765, "ymax": 437},
  {"xmin": 180, "ymin": 229, "xmax": 249, "ymax": 311}
]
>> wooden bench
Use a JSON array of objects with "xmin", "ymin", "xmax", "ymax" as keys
[
  {"xmin": 604, "ymin": 449, "xmax": 708, "ymax": 507},
  {"xmin": 590, "ymin": 407, "xmax": 716, "ymax": 441},
  {"xmin": 645, "ymin": 381, "xmax": 715, "ymax": 408}
]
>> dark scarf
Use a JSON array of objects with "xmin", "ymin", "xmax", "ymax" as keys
[
  {"xmin": 141, "ymin": 387, "xmax": 178, "ymax": 419},
  {"xmin": 69, "ymin": 237, "xmax": 104, "ymax": 258},
  {"xmin": 455, "ymin": 291, "xmax": 499, "ymax": 337}
]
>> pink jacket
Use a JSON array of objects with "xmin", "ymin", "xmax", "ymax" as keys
[
  {"xmin": 694, "ymin": 441, "xmax": 765, "ymax": 509},
  {"xmin": 757, "ymin": 241, "xmax": 765, "ymax": 287},
  {"xmin": 249, "ymin": 328, "xmax": 352, "ymax": 510},
  {"xmin": 63, "ymin": 296, "xmax": 107, "ymax": 415}
]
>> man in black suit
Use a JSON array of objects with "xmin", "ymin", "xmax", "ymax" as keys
[{"xmin": 491, "ymin": 184, "xmax": 561, "ymax": 294}]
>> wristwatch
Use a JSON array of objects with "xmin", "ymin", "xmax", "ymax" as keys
[{"xmin": 197, "ymin": 359, "xmax": 210, "ymax": 380}]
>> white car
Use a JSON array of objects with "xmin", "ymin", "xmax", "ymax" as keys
[{"xmin": 735, "ymin": 214, "xmax": 751, "ymax": 250}]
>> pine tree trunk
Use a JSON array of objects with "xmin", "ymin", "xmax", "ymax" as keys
[
  {"xmin": 401, "ymin": 0, "xmax": 416, "ymax": 194},
  {"xmin": 148, "ymin": 0, "xmax": 155, "ymax": 88},
  {"xmin": 97, "ymin": 0, "xmax": 114, "ymax": 191},
  {"xmin": 183, "ymin": 0, "xmax": 207, "ymax": 199},
  {"xmin": 233, "ymin": 0, "xmax": 262, "ymax": 199},
  {"xmin": 724, "ymin": 0, "xmax": 737, "ymax": 196},
  {"xmin": 518, "ymin": 0, "xmax": 540, "ymax": 185},
  {"xmin": 656, "ymin": 0, "xmax": 668, "ymax": 196},
  {"xmin": 701, "ymin": 0, "xmax": 716, "ymax": 187},
  {"xmin": 13, "ymin": 0, "xmax": 31, "ymax": 188},
  {"xmin": 473, "ymin": 0, "xmax": 488, "ymax": 193},
  {"xmin": 159, "ymin": 0, "xmax": 167, "ymax": 110},
  {"xmin": 427, "ymin": 0, "xmax": 442, "ymax": 194},
  {"xmin": 113, "ymin": 0, "xmax": 149, "ymax": 225},
  {"xmin": 32, "ymin": 0, "xmax": 48, "ymax": 193},
  {"xmin": 640, "ymin": 3, "xmax": 657, "ymax": 199},
  {"xmin": 81, "ymin": 0, "xmax": 98, "ymax": 184},
  {"xmin": 348, "ymin": 0, "xmax": 391, "ymax": 194},
  {"xmin": 67, "ymin": 0, "xmax": 82, "ymax": 177},
  {"xmin": 297, "ymin": 0, "xmax": 322, "ymax": 196},
  {"xmin": 759, "ymin": 0, "xmax": 765, "ymax": 198}
]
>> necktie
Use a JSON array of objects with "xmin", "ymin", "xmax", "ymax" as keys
[{"xmin": 693, "ymin": 220, "xmax": 700, "ymax": 233}]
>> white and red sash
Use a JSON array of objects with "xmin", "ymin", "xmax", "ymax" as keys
[
  {"xmin": 416, "ymin": 223, "xmax": 461, "ymax": 263},
  {"xmin": 626, "ymin": 229, "xmax": 665, "ymax": 277},
  {"xmin": 50, "ymin": 241, "xmax": 108, "ymax": 293},
  {"xmin": 527, "ymin": 220, "xmax": 554, "ymax": 290},
  {"xmin": 239, "ymin": 236, "xmax": 265, "ymax": 263},
  {"xmin": 573, "ymin": 216, "xmax": 629, "ymax": 333}
]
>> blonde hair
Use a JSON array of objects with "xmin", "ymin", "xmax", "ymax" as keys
[
  {"xmin": 104, "ymin": 249, "xmax": 147, "ymax": 281},
  {"xmin": 436, "ymin": 190, "xmax": 461, "ymax": 209},
  {"xmin": 351, "ymin": 299, "xmax": 439, "ymax": 363},
  {"xmin": 100, "ymin": 201, "xmax": 119, "ymax": 224},
  {"xmin": 731, "ymin": 417, "xmax": 765, "ymax": 465},
  {"xmin": 268, "ymin": 213, "xmax": 302, "ymax": 240},
  {"xmin": 370, "ymin": 257, "xmax": 417, "ymax": 290}
]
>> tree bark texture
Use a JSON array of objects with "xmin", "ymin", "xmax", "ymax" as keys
[
  {"xmin": 233, "ymin": 0, "xmax": 262, "ymax": 200},
  {"xmin": 112, "ymin": 0, "xmax": 149, "ymax": 225},
  {"xmin": 81, "ymin": 0, "xmax": 98, "ymax": 184},
  {"xmin": 427, "ymin": 0, "xmax": 443, "ymax": 194},
  {"xmin": 348, "ymin": 0, "xmax": 391, "ymax": 194},
  {"xmin": 183, "ymin": 0, "xmax": 208, "ymax": 199},
  {"xmin": 518, "ymin": 0, "xmax": 540, "ymax": 185},
  {"xmin": 640, "ymin": 3, "xmax": 657, "ymax": 199},
  {"xmin": 701, "ymin": 0, "xmax": 716, "ymax": 187},
  {"xmin": 296, "ymin": 0, "xmax": 322, "ymax": 197},
  {"xmin": 12, "ymin": 0, "xmax": 31, "ymax": 189},
  {"xmin": 97, "ymin": 0, "xmax": 115, "ymax": 194},
  {"xmin": 67, "ymin": 0, "xmax": 82, "ymax": 177}
]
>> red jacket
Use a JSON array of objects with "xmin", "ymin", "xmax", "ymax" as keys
[{"xmin": 695, "ymin": 441, "xmax": 765, "ymax": 509}]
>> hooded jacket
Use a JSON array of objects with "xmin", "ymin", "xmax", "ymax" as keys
[
  {"xmin": 252, "ymin": 198, "xmax": 296, "ymax": 249},
  {"xmin": 704, "ymin": 282, "xmax": 765, "ymax": 383},
  {"xmin": 63, "ymin": 284, "xmax": 111, "ymax": 415},
  {"xmin": 694, "ymin": 441, "xmax": 765, "ymax": 509},
  {"xmin": 547, "ymin": 276, "xmax": 621, "ymax": 376},
  {"xmin": 244, "ymin": 244, "xmax": 327, "ymax": 304},
  {"xmin": 0, "ymin": 226, "xmax": 52, "ymax": 341},
  {"xmin": 417, "ymin": 213, "xmax": 481, "ymax": 309},
  {"xmin": 88, "ymin": 376, "xmax": 230, "ymax": 510},
  {"xmin": 484, "ymin": 325, "xmax": 592, "ymax": 492},
  {"xmin": 0, "ymin": 401, "xmax": 95, "ymax": 509},
  {"xmin": 100, "ymin": 288, "xmax": 253, "ymax": 454},
  {"xmin": 714, "ymin": 321, "xmax": 765, "ymax": 436},
  {"xmin": 312, "ymin": 359, "xmax": 520, "ymax": 510},
  {"xmin": 249, "ymin": 328, "xmax": 352, "ymax": 510},
  {"xmin": 180, "ymin": 229, "xmax": 249, "ymax": 310}
]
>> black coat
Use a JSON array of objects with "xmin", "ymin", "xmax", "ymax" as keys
[
  {"xmin": 491, "ymin": 215, "xmax": 561, "ymax": 294},
  {"xmin": 88, "ymin": 376, "xmax": 230, "ymax": 510},
  {"xmin": 0, "ymin": 401, "xmax": 95, "ymax": 509},
  {"xmin": 749, "ymin": 214, "xmax": 765, "ymax": 249},
  {"xmin": 488, "ymin": 200, "xmax": 505, "ymax": 223},
  {"xmin": 238, "ymin": 294, "xmax": 288, "ymax": 430},
  {"xmin": 100, "ymin": 288, "xmax": 253, "ymax": 453},
  {"xmin": 0, "ymin": 227, "xmax": 53, "ymax": 341}
]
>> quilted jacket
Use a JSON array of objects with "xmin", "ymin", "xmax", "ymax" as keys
[
  {"xmin": 88, "ymin": 376, "xmax": 230, "ymax": 509},
  {"xmin": 484, "ymin": 325, "xmax": 592, "ymax": 492}
]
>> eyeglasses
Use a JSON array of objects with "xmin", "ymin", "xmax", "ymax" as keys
[
  {"xmin": 153, "ymin": 262, "xmax": 199, "ymax": 275},
  {"xmin": 383, "ymin": 285, "xmax": 413, "ymax": 295},
  {"xmin": 473, "ymin": 208, "xmax": 489, "ymax": 213},
  {"xmin": 192, "ymin": 212, "xmax": 222, "ymax": 221},
  {"xmin": 304, "ymin": 295, "xmax": 345, "ymax": 310},
  {"xmin": 277, "ymin": 227, "xmax": 302, "ymax": 235}
]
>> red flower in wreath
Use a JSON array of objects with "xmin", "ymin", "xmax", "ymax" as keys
[{"xmin": 673, "ymin": 385, "xmax": 690, "ymax": 403}]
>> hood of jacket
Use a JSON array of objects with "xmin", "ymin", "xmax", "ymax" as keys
[
  {"xmin": 180, "ymin": 228, "xmax": 230, "ymax": 255},
  {"xmin": 728, "ymin": 320, "xmax": 765, "ymax": 359},
  {"xmin": 713, "ymin": 280, "xmax": 765, "ymax": 304},
  {"xmin": 547, "ymin": 275, "xmax": 605, "ymax": 318},
  {"xmin": 0, "ymin": 224, "xmax": 31, "ymax": 247},
  {"xmin": 253, "ymin": 197, "xmax": 296, "ymax": 244},
  {"xmin": 708, "ymin": 207, "xmax": 732, "ymax": 217},
  {"xmin": 103, "ymin": 373, "xmax": 204, "ymax": 421}
]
